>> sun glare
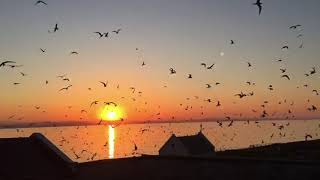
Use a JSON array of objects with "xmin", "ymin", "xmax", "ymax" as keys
[{"xmin": 100, "ymin": 105, "xmax": 124, "ymax": 122}]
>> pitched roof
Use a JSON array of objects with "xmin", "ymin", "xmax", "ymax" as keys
[{"xmin": 175, "ymin": 131, "xmax": 215, "ymax": 155}]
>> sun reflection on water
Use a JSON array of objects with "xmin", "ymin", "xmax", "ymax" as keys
[{"xmin": 108, "ymin": 125, "xmax": 115, "ymax": 158}]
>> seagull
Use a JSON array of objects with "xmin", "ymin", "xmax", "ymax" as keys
[
  {"xmin": 200, "ymin": 63, "xmax": 206, "ymax": 68},
  {"xmin": 59, "ymin": 85, "xmax": 72, "ymax": 91},
  {"xmin": 70, "ymin": 51, "xmax": 79, "ymax": 55},
  {"xmin": 62, "ymin": 78, "xmax": 70, "ymax": 81},
  {"xmin": 0, "ymin": 61, "xmax": 16, "ymax": 67},
  {"xmin": 235, "ymin": 92, "xmax": 246, "ymax": 98},
  {"xmin": 129, "ymin": 87, "xmax": 136, "ymax": 93},
  {"xmin": 94, "ymin": 32, "xmax": 104, "ymax": 38},
  {"xmin": 90, "ymin": 101, "xmax": 99, "ymax": 107},
  {"xmin": 289, "ymin": 24, "xmax": 302, "ymax": 30},
  {"xmin": 312, "ymin": 90, "xmax": 319, "ymax": 95},
  {"xmin": 104, "ymin": 102, "xmax": 117, "ymax": 106},
  {"xmin": 8, "ymin": 64, "xmax": 23, "ymax": 69},
  {"xmin": 103, "ymin": 32, "xmax": 109, "ymax": 37},
  {"xmin": 169, "ymin": 68, "xmax": 176, "ymax": 74},
  {"xmin": 310, "ymin": 67, "xmax": 316, "ymax": 75},
  {"xmin": 35, "ymin": 0, "xmax": 47, "ymax": 6},
  {"xmin": 253, "ymin": 0, "xmax": 262, "ymax": 15},
  {"xmin": 141, "ymin": 61, "xmax": 146, "ymax": 66},
  {"xmin": 45, "ymin": 80, "xmax": 48, "ymax": 84},
  {"xmin": 207, "ymin": 63, "xmax": 215, "ymax": 69},
  {"xmin": 305, "ymin": 134, "xmax": 313, "ymax": 141},
  {"xmin": 13, "ymin": 83, "xmax": 21, "ymax": 85},
  {"xmin": 112, "ymin": 28, "xmax": 122, "ymax": 34},
  {"xmin": 187, "ymin": 74, "xmax": 192, "ymax": 79},
  {"xmin": 281, "ymin": 74, "xmax": 290, "ymax": 80},
  {"xmin": 50, "ymin": 23, "xmax": 59, "ymax": 33},
  {"xmin": 281, "ymin": 46, "xmax": 289, "ymax": 50},
  {"xmin": 280, "ymin": 68, "xmax": 286, "ymax": 73},
  {"xmin": 247, "ymin": 62, "xmax": 252, "ymax": 67},
  {"xmin": 206, "ymin": 84, "xmax": 211, "ymax": 88},
  {"xmin": 230, "ymin": 40, "xmax": 235, "ymax": 45},
  {"xmin": 307, "ymin": 105, "xmax": 317, "ymax": 112},
  {"xmin": 40, "ymin": 48, "xmax": 46, "ymax": 53},
  {"xmin": 216, "ymin": 101, "xmax": 221, "ymax": 107},
  {"xmin": 99, "ymin": 81, "xmax": 108, "ymax": 87},
  {"xmin": 20, "ymin": 72, "xmax": 27, "ymax": 76}
]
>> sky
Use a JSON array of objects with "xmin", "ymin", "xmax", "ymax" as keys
[{"xmin": 0, "ymin": 0, "xmax": 320, "ymax": 126}]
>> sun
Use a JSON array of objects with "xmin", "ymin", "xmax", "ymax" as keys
[{"xmin": 99, "ymin": 105, "xmax": 124, "ymax": 122}]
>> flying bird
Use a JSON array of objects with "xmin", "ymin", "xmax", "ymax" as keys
[
  {"xmin": 310, "ymin": 67, "xmax": 316, "ymax": 75},
  {"xmin": 112, "ymin": 29, "xmax": 122, "ymax": 34},
  {"xmin": 169, "ymin": 68, "xmax": 176, "ymax": 74},
  {"xmin": 200, "ymin": 63, "xmax": 206, "ymax": 68},
  {"xmin": 99, "ymin": 81, "xmax": 108, "ymax": 87},
  {"xmin": 187, "ymin": 74, "xmax": 192, "ymax": 79},
  {"xmin": 20, "ymin": 72, "xmax": 27, "ymax": 76},
  {"xmin": 206, "ymin": 84, "xmax": 211, "ymax": 88},
  {"xmin": 235, "ymin": 92, "xmax": 246, "ymax": 98},
  {"xmin": 0, "ymin": 61, "xmax": 16, "ymax": 67},
  {"xmin": 230, "ymin": 40, "xmax": 235, "ymax": 45},
  {"xmin": 281, "ymin": 74, "xmax": 290, "ymax": 80},
  {"xmin": 281, "ymin": 46, "xmax": 289, "ymax": 50},
  {"xmin": 247, "ymin": 62, "xmax": 252, "ymax": 67},
  {"xmin": 35, "ymin": 0, "xmax": 47, "ymax": 6},
  {"xmin": 94, "ymin": 32, "xmax": 104, "ymax": 38},
  {"xmin": 70, "ymin": 51, "xmax": 79, "ymax": 55},
  {"xmin": 253, "ymin": 0, "xmax": 262, "ymax": 15},
  {"xmin": 141, "ymin": 61, "xmax": 146, "ymax": 66},
  {"xmin": 104, "ymin": 102, "xmax": 117, "ymax": 106},
  {"xmin": 289, "ymin": 24, "xmax": 302, "ymax": 30},
  {"xmin": 59, "ymin": 85, "xmax": 72, "ymax": 91},
  {"xmin": 280, "ymin": 68, "xmax": 286, "ymax": 73},
  {"xmin": 90, "ymin": 101, "xmax": 99, "ymax": 107},
  {"xmin": 207, "ymin": 63, "xmax": 215, "ymax": 69},
  {"xmin": 40, "ymin": 48, "xmax": 46, "ymax": 53}
]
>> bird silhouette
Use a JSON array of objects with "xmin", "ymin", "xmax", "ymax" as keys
[
  {"xmin": 247, "ymin": 62, "xmax": 252, "ymax": 67},
  {"xmin": 20, "ymin": 72, "xmax": 27, "ymax": 76},
  {"xmin": 253, "ymin": 0, "xmax": 262, "ymax": 15},
  {"xmin": 305, "ymin": 134, "xmax": 313, "ymax": 141},
  {"xmin": 206, "ymin": 84, "xmax": 211, "ymax": 88},
  {"xmin": 104, "ymin": 102, "xmax": 117, "ymax": 106},
  {"xmin": 40, "ymin": 48, "xmax": 46, "ymax": 53},
  {"xmin": 289, "ymin": 24, "xmax": 302, "ymax": 30},
  {"xmin": 216, "ymin": 101, "xmax": 221, "ymax": 107},
  {"xmin": 280, "ymin": 68, "xmax": 286, "ymax": 73},
  {"xmin": 13, "ymin": 83, "xmax": 21, "ymax": 85},
  {"xmin": 187, "ymin": 74, "xmax": 192, "ymax": 79},
  {"xmin": 169, "ymin": 68, "xmax": 176, "ymax": 74},
  {"xmin": 207, "ymin": 63, "xmax": 215, "ymax": 69},
  {"xmin": 99, "ymin": 81, "xmax": 108, "ymax": 87},
  {"xmin": 94, "ymin": 32, "xmax": 104, "ymax": 38},
  {"xmin": 141, "ymin": 61, "xmax": 146, "ymax": 66},
  {"xmin": 59, "ymin": 85, "xmax": 72, "ymax": 91},
  {"xmin": 312, "ymin": 90, "xmax": 319, "ymax": 95},
  {"xmin": 0, "ymin": 61, "xmax": 16, "ymax": 67},
  {"xmin": 90, "ymin": 101, "xmax": 99, "ymax": 107},
  {"xmin": 281, "ymin": 74, "xmax": 290, "ymax": 80},
  {"xmin": 230, "ymin": 40, "xmax": 235, "ymax": 45},
  {"xmin": 235, "ymin": 92, "xmax": 246, "ymax": 98},
  {"xmin": 35, "ymin": 0, "xmax": 47, "ymax": 6},
  {"xmin": 200, "ymin": 63, "xmax": 206, "ymax": 68},
  {"xmin": 112, "ymin": 29, "xmax": 121, "ymax": 34},
  {"xmin": 70, "ymin": 51, "xmax": 79, "ymax": 55},
  {"xmin": 281, "ymin": 46, "xmax": 289, "ymax": 50},
  {"xmin": 310, "ymin": 67, "xmax": 316, "ymax": 75}
]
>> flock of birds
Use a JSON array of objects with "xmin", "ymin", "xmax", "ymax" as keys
[{"xmin": 0, "ymin": 0, "xmax": 320, "ymax": 160}]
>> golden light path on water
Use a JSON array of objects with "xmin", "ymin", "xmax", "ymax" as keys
[{"xmin": 108, "ymin": 125, "xmax": 115, "ymax": 159}]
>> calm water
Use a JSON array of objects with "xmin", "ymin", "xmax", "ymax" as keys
[{"xmin": 1, "ymin": 120, "xmax": 320, "ymax": 162}]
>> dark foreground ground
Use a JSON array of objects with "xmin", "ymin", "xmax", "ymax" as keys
[{"xmin": 1, "ymin": 134, "xmax": 320, "ymax": 180}]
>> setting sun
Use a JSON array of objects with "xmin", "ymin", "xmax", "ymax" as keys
[{"xmin": 100, "ymin": 105, "xmax": 125, "ymax": 122}]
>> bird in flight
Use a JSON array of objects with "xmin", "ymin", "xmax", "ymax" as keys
[
  {"xmin": 247, "ymin": 62, "xmax": 252, "ymax": 68},
  {"xmin": 20, "ymin": 72, "xmax": 27, "ymax": 76},
  {"xmin": 207, "ymin": 63, "xmax": 215, "ymax": 69},
  {"xmin": 13, "ymin": 83, "xmax": 21, "ymax": 85},
  {"xmin": 281, "ymin": 46, "xmax": 289, "ymax": 50},
  {"xmin": 188, "ymin": 74, "xmax": 192, "ymax": 79},
  {"xmin": 35, "ymin": 0, "xmax": 47, "ymax": 6},
  {"xmin": 90, "ymin": 101, "xmax": 99, "ymax": 107},
  {"xmin": 99, "ymin": 81, "xmax": 108, "ymax": 87},
  {"xmin": 0, "ymin": 61, "xmax": 16, "ymax": 67},
  {"xmin": 253, "ymin": 0, "xmax": 262, "ymax": 15},
  {"xmin": 230, "ymin": 40, "xmax": 235, "ymax": 45},
  {"xmin": 40, "ymin": 48, "xmax": 46, "ymax": 53},
  {"xmin": 141, "ymin": 61, "xmax": 146, "ymax": 66},
  {"xmin": 70, "ymin": 51, "xmax": 79, "ymax": 55},
  {"xmin": 112, "ymin": 28, "xmax": 122, "ymax": 34},
  {"xmin": 169, "ymin": 68, "xmax": 176, "ymax": 74},
  {"xmin": 206, "ymin": 84, "xmax": 212, "ymax": 88},
  {"xmin": 59, "ymin": 85, "xmax": 72, "ymax": 91},
  {"xmin": 280, "ymin": 68, "xmax": 286, "ymax": 73},
  {"xmin": 104, "ymin": 102, "xmax": 117, "ymax": 107},
  {"xmin": 235, "ymin": 92, "xmax": 246, "ymax": 98},
  {"xmin": 310, "ymin": 67, "xmax": 316, "ymax": 75},
  {"xmin": 289, "ymin": 24, "xmax": 302, "ymax": 30},
  {"xmin": 94, "ymin": 32, "xmax": 108, "ymax": 38},
  {"xmin": 281, "ymin": 74, "xmax": 290, "ymax": 80},
  {"xmin": 200, "ymin": 63, "xmax": 206, "ymax": 68}
]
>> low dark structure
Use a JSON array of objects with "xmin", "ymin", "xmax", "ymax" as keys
[
  {"xmin": 1, "ymin": 133, "xmax": 320, "ymax": 180},
  {"xmin": 159, "ymin": 131, "xmax": 215, "ymax": 157}
]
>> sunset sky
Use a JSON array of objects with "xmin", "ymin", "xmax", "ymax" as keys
[{"xmin": 0, "ymin": 0, "xmax": 320, "ymax": 126}]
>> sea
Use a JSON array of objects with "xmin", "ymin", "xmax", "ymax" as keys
[{"xmin": 0, "ymin": 120, "xmax": 320, "ymax": 162}]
